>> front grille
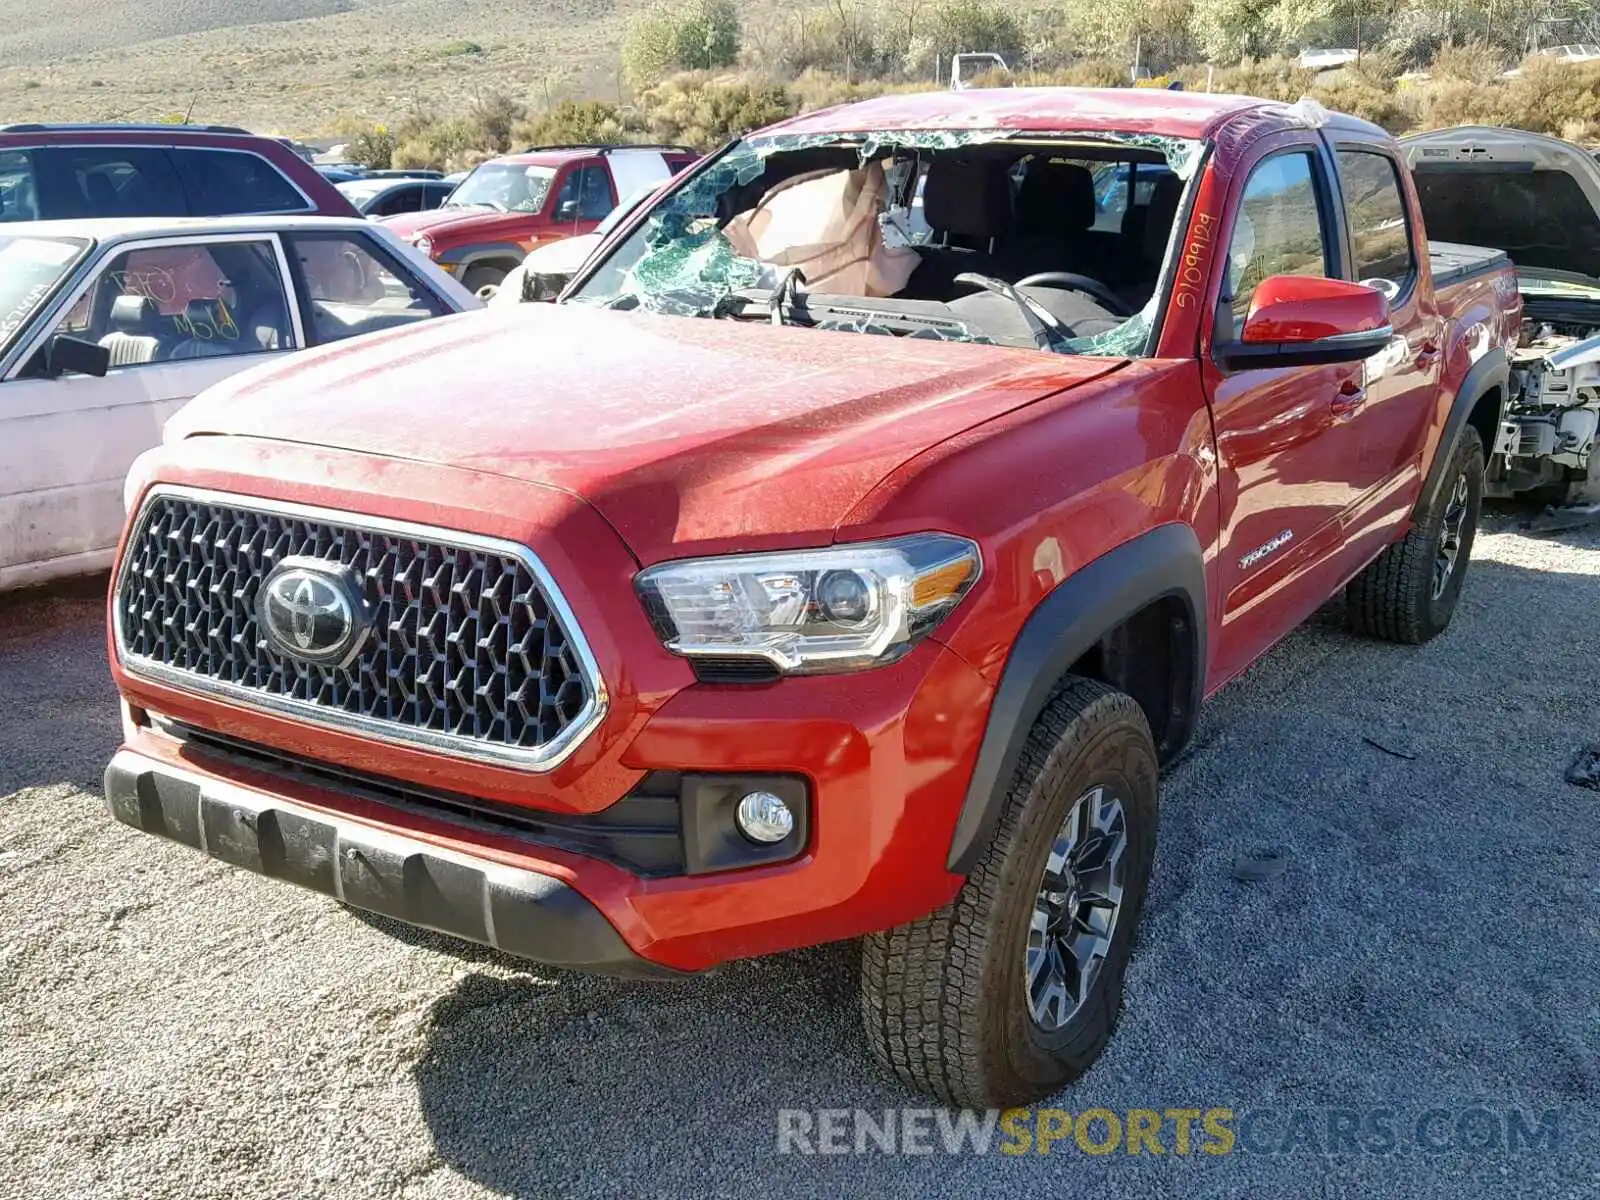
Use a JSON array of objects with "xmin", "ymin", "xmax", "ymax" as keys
[{"xmin": 115, "ymin": 487, "xmax": 605, "ymax": 769}]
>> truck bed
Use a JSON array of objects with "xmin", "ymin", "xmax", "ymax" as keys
[{"xmin": 1430, "ymin": 240, "xmax": 1511, "ymax": 289}]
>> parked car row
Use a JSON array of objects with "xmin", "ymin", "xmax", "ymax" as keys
[{"xmin": 0, "ymin": 126, "xmax": 712, "ymax": 588}]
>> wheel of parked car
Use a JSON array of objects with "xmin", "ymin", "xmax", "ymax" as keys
[
  {"xmin": 462, "ymin": 265, "xmax": 507, "ymax": 296},
  {"xmin": 1346, "ymin": 426, "xmax": 1486, "ymax": 645},
  {"xmin": 860, "ymin": 677, "xmax": 1159, "ymax": 1107}
]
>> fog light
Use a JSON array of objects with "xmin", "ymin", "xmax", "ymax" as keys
[{"xmin": 735, "ymin": 791, "xmax": 795, "ymax": 844}]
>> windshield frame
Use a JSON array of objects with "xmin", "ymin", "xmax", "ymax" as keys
[
  {"xmin": 0, "ymin": 233, "xmax": 93, "ymax": 365},
  {"xmin": 562, "ymin": 127, "xmax": 1204, "ymax": 360}
]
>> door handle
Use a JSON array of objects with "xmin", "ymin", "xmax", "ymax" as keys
[{"xmin": 1330, "ymin": 380, "xmax": 1366, "ymax": 417}]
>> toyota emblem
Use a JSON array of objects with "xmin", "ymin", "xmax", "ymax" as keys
[{"xmin": 257, "ymin": 558, "xmax": 370, "ymax": 665}]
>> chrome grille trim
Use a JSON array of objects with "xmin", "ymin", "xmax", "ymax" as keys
[{"xmin": 113, "ymin": 485, "xmax": 608, "ymax": 772}]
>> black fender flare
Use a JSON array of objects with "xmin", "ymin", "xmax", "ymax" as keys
[
  {"xmin": 945, "ymin": 524, "xmax": 1208, "ymax": 874},
  {"xmin": 1419, "ymin": 347, "xmax": 1509, "ymax": 511},
  {"xmin": 441, "ymin": 243, "xmax": 528, "ymax": 279}
]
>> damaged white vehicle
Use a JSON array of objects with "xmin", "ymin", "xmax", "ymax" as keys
[{"xmin": 1406, "ymin": 126, "xmax": 1600, "ymax": 504}]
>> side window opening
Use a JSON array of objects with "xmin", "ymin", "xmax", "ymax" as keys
[
  {"xmin": 45, "ymin": 238, "xmax": 292, "ymax": 371},
  {"xmin": 1336, "ymin": 149, "xmax": 1415, "ymax": 300},
  {"xmin": 1224, "ymin": 151, "xmax": 1332, "ymax": 339},
  {"xmin": 288, "ymin": 233, "xmax": 444, "ymax": 345}
]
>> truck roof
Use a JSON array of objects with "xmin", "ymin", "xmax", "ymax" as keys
[
  {"xmin": 493, "ymin": 144, "xmax": 695, "ymax": 168},
  {"xmin": 768, "ymin": 87, "xmax": 1382, "ymax": 143}
]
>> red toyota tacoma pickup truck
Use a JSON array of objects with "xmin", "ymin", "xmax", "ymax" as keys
[{"xmin": 108, "ymin": 89, "xmax": 1521, "ymax": 1106}]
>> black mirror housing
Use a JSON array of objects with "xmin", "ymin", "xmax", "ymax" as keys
[
  {"xmin": 1216, "ymin": 326, "xmax": 1394, "ymax": 372},
  {"xmin": 47, "ymin": 335, "xmax": 112, "ymax": 379}
]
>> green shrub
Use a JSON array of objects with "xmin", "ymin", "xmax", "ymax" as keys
[
  {"xmin": 622, "ymin": 0, "xmax": 741, "ymax": 89},
  {"xmin": 346, "ymin": 125, "xmax": 397, "ymax": 169},
  {"xmin": 437, "ymin": 40, "xmax": 484, "ymax": 58}
]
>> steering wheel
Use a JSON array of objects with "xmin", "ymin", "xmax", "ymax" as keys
[{"xmin": 1013, "ymin": 272, "xmax": 1133, "ymax": 318}]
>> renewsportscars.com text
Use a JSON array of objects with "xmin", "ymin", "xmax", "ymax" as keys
[{"xmin": 775, "ymin": 1106, "xmax": 1565, "ymax": 1157}]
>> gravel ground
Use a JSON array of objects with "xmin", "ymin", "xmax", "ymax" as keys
[{"xmin": 1, "ymin": 515, "xmax": 1597, "ymax": 1199}]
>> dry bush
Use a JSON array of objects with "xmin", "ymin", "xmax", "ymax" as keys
[
  {"xmin": 640, "ymin": 72, "xmax": 795, "ymax": 148},
  {"xmin": 1310, "ymin": 75, "xmax": 1412, "ymax": 133},
  {"xmin": 468, "ymin": 91, "xmax": 528, "ymax": 154},
  {"xmin": 516, "ymin": 99, "xmax": 640, "ymax": 146},
  {"xmin": 1430, "ymin": 40, "xmax": 1507, "ymax": 86},
  {"xmin": 1204, "ymin": 56, "xmax": 1317, "ymax": 102},
  {"xmin": 1497, "ymin": 58, "xmax": 1600, "ymax": 137},
  {"xmin": 1026, "ymin": 59, "xmax": 1129, "ymax": 88}
]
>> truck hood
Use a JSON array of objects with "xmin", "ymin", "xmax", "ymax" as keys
[
  {"xmin": 379, "ymin": 206, "xmax": 528, "ymax": 241},
  {"xmin": 1404, "ymin": 126, "xmax": 1600, "ymax": 286},
  {"xmin": 168, "ymin": 303, "xmax": 1124, "ymax": 563}
]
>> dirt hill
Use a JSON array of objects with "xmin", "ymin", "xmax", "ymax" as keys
[{"xmin": 0, "ymin": 0, "xmax": 663, "ymax": 135}]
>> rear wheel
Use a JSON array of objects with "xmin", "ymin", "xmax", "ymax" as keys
[
  {"xmin": 1347, "ymin": 426, "xmax": 1485, "ymax": 644},
  {"xmin": 860, "ymin": 677, "xmax": 1158, "ymax": 1107}
]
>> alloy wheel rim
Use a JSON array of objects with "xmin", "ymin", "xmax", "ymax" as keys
[
  {"xmin": 1025, "ymin": 784, "xmax": 1129, "ymax": 1032},
  {"xmin": 1433, "ymin": 470, "xmax": 1471, "ymax": 600}
]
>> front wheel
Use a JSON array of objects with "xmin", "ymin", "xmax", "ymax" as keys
[
  {"xmin": 1347, "ymin": 426, "xmax": 1485, "ymax": 645},
  {"xmin": 860, "ymin": 677, "xmax": 1159, "ymax": 1107},
  {"xmin": 461, "ymin": 264, "xmax": 508, "ymax": 296}
]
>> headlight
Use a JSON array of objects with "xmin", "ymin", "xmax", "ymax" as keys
[
  {"xmin": 413, "ymin": 234, "xmax": 433, "ymax": 258},
  {"xmin": 636, "ymin": 534, "xmax": 980, "ymax": 675}
]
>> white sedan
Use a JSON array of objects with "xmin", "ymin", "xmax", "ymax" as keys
[{"xmin": 0, "ymin": 215, "xmax": 479, "ymax": 590}]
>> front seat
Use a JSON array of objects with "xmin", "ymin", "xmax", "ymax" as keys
[
  {"xmin": 905, "ymin": 156, "xmax": 1013, "ymax": 297},
  {"xmin": 168, "ymin": 299, "xmax": 239, "ymax": 360},
  {"xmin": 1006, "ymin": 160, "xmax": 1100, "ymax": 275},
  {"xmin": 97, "ymin": 295, "xmax": 163, "ymax": 367}
]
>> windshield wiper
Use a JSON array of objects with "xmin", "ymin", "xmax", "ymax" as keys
[
  {"xmin": 770, "ymin": 267, "xmax": 805, "ymax": 326},
  {"xmin": 954, "ymin": 272, "xmax": 1068, "ymax": 351}
]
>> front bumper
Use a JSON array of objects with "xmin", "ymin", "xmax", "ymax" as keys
[{"xmin": 105, "ymin": 750, "xmax": 677, "ymax": 978}]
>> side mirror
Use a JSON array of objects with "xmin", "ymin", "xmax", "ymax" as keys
[
  {"xmin": 1217, "ymin": 275, "xmax": 1393, "ymax": 371},
  {"xmin": 556, "ymin": 199, "xmax": 579, "ymax": 221},
  {"xmin": 46, "ymin": 334, "xmax": 112, "ymax": 379}
]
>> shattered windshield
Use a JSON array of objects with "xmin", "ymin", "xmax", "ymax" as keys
[
  {"xmin": 0, "ymin": 233, "xmax": 88, "ymax": 353},
  {"xmin": 568, "ymin": 128, "xmax": 1201, "ymax": 357},
  {"xmin": 446, "ymin": 163, "xmax": 558, "ymax": 213}
]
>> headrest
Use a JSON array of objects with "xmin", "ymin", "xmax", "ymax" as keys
[
  {"xmin": 1015, "ymin": 161, "xmax": 1096, "ymax": 235},
  {"xmin": 922, "ymin": 157, "xmax": 1011, "ymax": 241},
  {"xmin": 110, "ymin": 294, "xmax": 159, "ymax": 334},
  {"xmin": 1144, "ymin": 174, "xmax": 1184, "ymax": 261}
]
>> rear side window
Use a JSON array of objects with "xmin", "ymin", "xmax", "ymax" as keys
[
  {"xmin": 170, "ymin": 149, "xmax": 308, "ymax": 216},
  {"xmin": 1225, "ymin": 151, "xmax": 1331, "ymax": 337},
  {"xmin": 1335, "ymin": 149, "xmax": 1416, "ymax": 296},
  {"xmin": 286, "ymin": 232, "xmax": 445, "ymax": 345},
  {"xmin": 28, "ymin": 146, "xmax": 187, "ymax": 219}
]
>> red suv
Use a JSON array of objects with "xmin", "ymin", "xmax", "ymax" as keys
[
  {"xmin": 0, "ymin": 122, "xmax": 358, "ymax": 221},
  {"xmin": 383, "ymin": 143, "xmax": 695, "ymax": 292}
]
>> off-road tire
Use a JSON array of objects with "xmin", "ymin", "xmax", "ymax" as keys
[
  {"xmin": 860, "ymin": 677, "xmax": 1159, "ymax": 1107},
  {"xmin": 1346, "ymin": 426, "xmax": 1485, "ymax": 645},
  {"xmin": 461, "ymin": 265, "xmax": 507, "ymax": 296}
]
